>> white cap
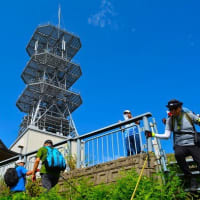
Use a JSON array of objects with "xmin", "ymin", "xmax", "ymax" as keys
[
  {"xmin": 16, "ymin": 159, "xmax": 25, "ymax": 164},
  {"xmin": 123, "ymin": 110, "xmax": 131, "ymax": 114}
]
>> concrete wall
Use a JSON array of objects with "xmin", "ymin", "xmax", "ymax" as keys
[
  {"xmin": 61, "ymin": 153, "xmax": 158, "ymax": 186},
  {"xmin": 10, "ymin": 127, "xmax": 69, "ymax": 154},
  {"xmin": 6, "ymin": 127, "xmax": 84, "ymax": 174}
]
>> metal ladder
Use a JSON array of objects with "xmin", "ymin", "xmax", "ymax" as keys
[{"xmin": 150, "ymin": 118, "xmax": 168, "ymax": 173}]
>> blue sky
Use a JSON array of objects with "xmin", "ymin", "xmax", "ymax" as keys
[{"xmin": 1, "ymin": 0, "xmax": 200, "ymax": 153}]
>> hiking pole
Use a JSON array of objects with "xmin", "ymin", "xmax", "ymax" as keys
[
  {"xmin": 146, "ymin": 135, "xmax": 150, "ymax": 168},
  {"xmin": 130, "ymin": 156, "xmax": 148, "ymax": 200}
]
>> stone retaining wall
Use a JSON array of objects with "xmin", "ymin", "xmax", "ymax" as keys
[{"xmin": 61, "ymin": 153, "xmax": 159, "ymax": 185}]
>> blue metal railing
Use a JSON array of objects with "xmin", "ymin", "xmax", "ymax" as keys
[
  {"xmin": 0, "ymin": 112, "xmax": 168, "ymax": 176},
  {"xmin": 82, "ymin": 123, "xmax": 144, "ymax": 167}
]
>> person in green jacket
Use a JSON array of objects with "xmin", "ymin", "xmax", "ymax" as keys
[{"xmin": 32, "ymin": 140, "xmax": 60, "ymax": 190}]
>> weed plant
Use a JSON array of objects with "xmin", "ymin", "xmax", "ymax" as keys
[{"xmin": 0, "ymin": 169, "xmax": 195, "ymax": 200}]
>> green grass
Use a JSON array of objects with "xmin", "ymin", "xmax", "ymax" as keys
[{"xmin": 0, "ymin": 169, "xmax": 193, "ymax": 200}]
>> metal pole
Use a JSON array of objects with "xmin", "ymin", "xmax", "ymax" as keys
[
  {"xmin": 23, "ymin": 156, "xmax": 27, "ymax": 168},
  {"xmin": 92, "ymin": 140, "xmax": 94, "ymax": 166},
  {"xmin": 128, "ymin": 130, "xmax": 131, "ymax": 156},
  {"xmin": 31, "ymin": 99, "xmax": 42, "ymax": 125},
  {"xmin": 111, "ymin": 134, "xmax": 114, "ymax": 160},
  {"xmin": 58, "ymin": 4, "xmax": 61, "ymax": 38},
  {"xmin": 152, "ymin": 118, "xmax": 168, "ymax": 172},
  {"xmin": 76, "ymin": 139, "xmax": 81, "ymax": 168},
  {"xmin": 67, "ymin": 140, "xmax": 71, "ymax": 155},
  {"xmin": 116, "ymin": 132, "xmax": 120, "ymax": 158},
  {"xmin": 138, "ymin": 126, "xmax": 143, "ymax": 152},
  {"xmin": 87, "ymin": 141, "xmax": 90, "ymax": 166},
  {"xmin": 133, "ymin": 132, "xmax": 137, "ymax": 154},
  {"xmin": 143, "ymin": 116, "xmax": 153, "ymax": 152},
  {"xmin": 97, "ymin": 138, "xmax": 99, "ymax": 164},
  {"xmin": 82, "ymin": 141, "xmax": 85, "ymax": 167},
  {"xmin": 106, "ymin": 135, "xmax": 109, "ymax": 161},
  {"xmin": 102, "ymin": 137, "xmax": 104, "ymax": 163},
  {"xmin": 122, "ymin": 130, "xmax": 126, "ymax": 157}
]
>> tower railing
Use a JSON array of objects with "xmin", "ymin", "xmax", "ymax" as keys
[{"xmin": 0, "ymin": 112, "xmax": 168, "ymax": 177}]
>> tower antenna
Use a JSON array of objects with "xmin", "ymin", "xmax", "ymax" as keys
[{"xmin": 58, "ymin": 4, "xmax": 61, "ymax": 30}]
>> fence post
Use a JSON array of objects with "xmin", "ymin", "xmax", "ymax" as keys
[
  {"xmin": 152, "ymin": 118, "xmax": 168, "ymax": 172},
  {"xmin": 143, "ymin": 116, "xmax": 153, "ymax": 152},
  {"xmin": 76, "ymin": 139, "xmax": 81, "ymax": 168},
  {"xmin": 21, "ymin": 155, "xmax": 27, "ymax": 169},
  {"xmin": 82, "ymin": 141, "xmax": 85, "ymax": 167},
  {"xmin": 67, "ymin": 140, "xmax": 71, "ymax": 155}
]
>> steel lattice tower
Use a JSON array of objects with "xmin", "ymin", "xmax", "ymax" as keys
[{"xmin": 16, "ymin": 24, "xmax": 82, "ymax": 138}]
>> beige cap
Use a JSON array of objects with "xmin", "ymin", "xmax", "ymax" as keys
[
  {"xmin": 16, "ymin": 159, "xmax": 25, "ymax": 164},
  {"xmin": 123, "ymin": 110, "xmax": 131, "ymax": 114}
]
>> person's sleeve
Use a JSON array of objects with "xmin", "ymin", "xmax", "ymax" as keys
[
  {"xmin": 154, "ymin": 118, "xmax": 172, "ymax": 139},
  {"xmin": 21, "ymin": 167, "xmax": 28, "ymax": 175},
  {"xmin": 18, "ymin": 166, "xmax": 28, "ymax": 176},
  {"xmin": 155, "ymin": 130, "xmax": 171, "ymax": 139},
  {"xmin": 165, "ymin": 117, "xmax": 172, "ymax": 131},
  {"xmin": 36, "ymin": 147, "xmax": 44, "ymax": 159}
]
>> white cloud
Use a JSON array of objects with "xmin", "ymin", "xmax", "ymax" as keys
[{"xmin": 88, "ymin": 0, "xmax": 117, "ymax": 28}]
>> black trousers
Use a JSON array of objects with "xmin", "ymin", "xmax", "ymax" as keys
[
  {"xmin": 41, "ymin": 173, "xmax": 60, "ymax": 190},
  {"xmin": 174, "ymin": 145, "xmax": 200, "ymax": 176}
]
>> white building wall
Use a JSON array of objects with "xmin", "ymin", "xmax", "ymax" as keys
[
  {"xmin": 7, "ymin": 127, "xmax": 84, "ymax": 172},
  {"xmin": 10, "ymin": 127, "xmax": 68, "ymax": 154}
]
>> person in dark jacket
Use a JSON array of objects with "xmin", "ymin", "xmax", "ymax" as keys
[{"xmin": 146, "ymin": 99, "xmax": 200, "ymax": 190}]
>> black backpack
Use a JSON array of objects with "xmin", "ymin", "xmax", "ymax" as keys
[{"xmin": 4, "ymin": 168, "xmax": 19, "ymax": 187}]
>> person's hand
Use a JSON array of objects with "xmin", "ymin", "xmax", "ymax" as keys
[
  {"xmin": 145, "ymin": 130, "xmax": 155, "ymax": 138},
  {"xmin": 162, "ymin": 118, "xmax": 166, "ymax": 124},
  {"xmin": 32, "ymin": 174, "xmax": 36, "ymax": 182},
  {"xmin": 197, "ymin": 117, "xmax": 200, "ymax": 124}
]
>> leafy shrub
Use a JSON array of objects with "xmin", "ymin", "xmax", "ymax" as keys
[
  {"xmin": 33, "ymin": 186, "xmax": 63, "ymax": 200},
  {"xmin": 25, "ymin": 178, "xmax": 44, "ymax": 197},
  {"xmin": 0, "ymin": 168, "xmax": 192, "ymax": 200},
  {"xmin": 0, "ymin": 177, "xmax": 10, "ymax": 198},
  {"xmin": 66, "ymin": 154, "xmax": 77, "ymax": 170},
  {"xmin": 59, "ymin": 168, "xmax": 189, "ymax": 200}
]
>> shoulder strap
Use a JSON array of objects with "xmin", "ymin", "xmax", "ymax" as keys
[
  {"xmin": 14, "ymin": 166, "xmax": 22, "ymax": 179},
  {"xmin": 45, "ymin": 146, "xmax": 53, "ymax": 151},
  {"xmin": 171, "ymin": 113, "xmax": 183, "ymax": 132},
  {"xmin": 170, "ymin": 116, "xmax": 177, "ymax": 147},
  {"xmin": 184, "ymin": 112, "xmax": 196, "ymax": 132},
  {"xmin": 171, "ymin": 112, "xmax": 194, "ymax": 131},
  {"xmin": 171, "ymin": 116, "xmax": 174, "ymax": 132}
]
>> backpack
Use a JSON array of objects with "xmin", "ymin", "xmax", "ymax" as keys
[
  {"xmin": 4, "ymin": 168, "xmax": 19, "ymax": 187},
  {"xmin": 171, "ymin": 111, "xmax": 200, "ymax": 147},
  {"xmin": 44, "ymin": 146, "xmax": 66, "ymax": 171}
]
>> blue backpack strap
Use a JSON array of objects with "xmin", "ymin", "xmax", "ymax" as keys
[
  {"xmin": 44, "ymin": 146, "xmax": 66, "ymax": 170},
  {"xmin": 52, "ymin": 148, "xmax": 66, "ymax": 169},
  {"xmin": 44, "ymin": 146, "xmax": 53, "ymax": 167}
]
